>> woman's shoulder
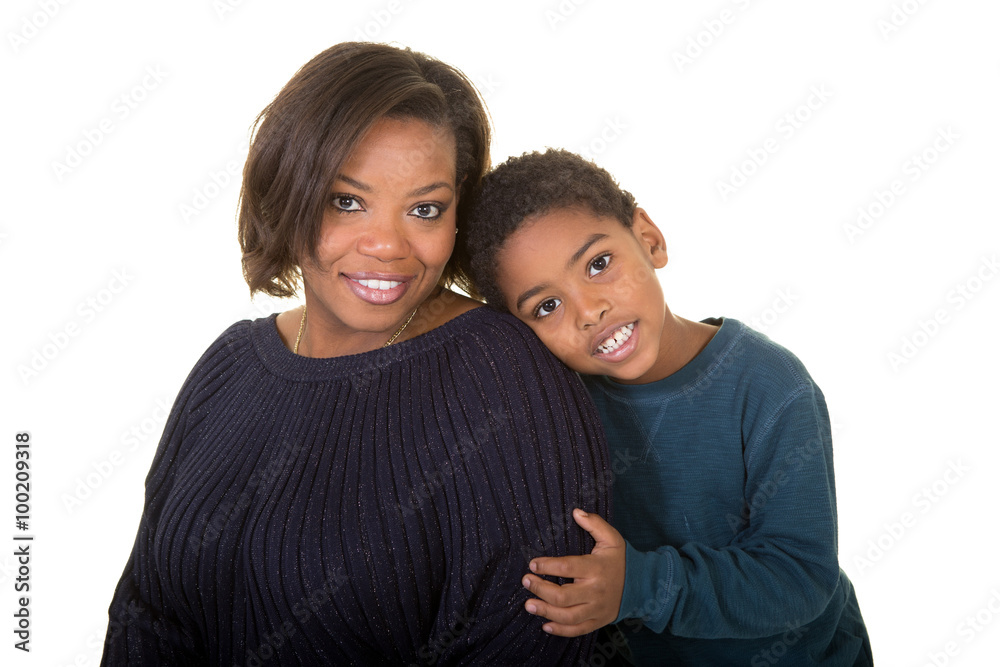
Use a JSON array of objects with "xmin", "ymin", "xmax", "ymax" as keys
[
  {"xmin": 439, "ymin": 306, "xmax": 582, "ymax": 396},
  {"xmin": 443, "ymin": 303, "xmax": 549, "ymax": 352},
  {"xmin": 176, "ymin": 318, "xmax": 259, "ymax": 395}
]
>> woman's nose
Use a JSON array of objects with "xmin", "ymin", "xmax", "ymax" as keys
[{"xmin": 357, "ymin": 214, "xmax": 408, "ymax": 261}]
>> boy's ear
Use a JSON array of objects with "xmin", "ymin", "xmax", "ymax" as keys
[{"xmin": 631, "ymin": 208, "xmax": 668, "ymax": 269}]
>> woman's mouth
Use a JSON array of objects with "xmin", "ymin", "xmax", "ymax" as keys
[
  {"xmin": 343, "ymin": 273, "xmax": 411, "ymax": 305},
  {"xmin": 356, "ymin": 278, "xmax": 403, "ymax": 291}
]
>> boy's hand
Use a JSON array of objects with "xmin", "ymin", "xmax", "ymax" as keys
[{"xmin": 521, "ymin": 508, "xmax": 626, "ymax": 637}]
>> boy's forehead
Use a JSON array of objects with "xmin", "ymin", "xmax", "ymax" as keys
[
  {"xmin": 497, "ymin": 207, "xmax": 618, "ymax": 287},
  {"xmin": 507, "ymin": 206, "xmax": 618, "ymax": 249}
]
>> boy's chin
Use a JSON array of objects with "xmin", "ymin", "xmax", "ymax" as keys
[{"xmin": 561, "ymin": 356, "xmax": 646, "ymax": 382}]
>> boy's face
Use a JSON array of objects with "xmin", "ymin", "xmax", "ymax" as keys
[{"xmin": 495, "ymin": 207, "xmax": 671, "ymax": 383}]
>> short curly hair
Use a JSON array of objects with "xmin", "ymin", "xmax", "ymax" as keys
[
  {"xmin": 239, "ymin": 42, "xmax": 491, "ymax": 298},
  {"xmin": 460, "ymin": 149, "xmax": 637, "ymax": 309}
]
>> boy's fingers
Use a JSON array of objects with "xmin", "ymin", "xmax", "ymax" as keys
[
  {"xmin": 528, "ymin": 554, "xmax": 590, "ymax": 579},
  {"xmin": 521, "ymin": 574, "xmax": 587, "ymax": 607},
  {"xmin": 541, "ymin": 620, "xmax": 600, "ymax": 638},
  {"xmin": 524, "ymin": 598, "xmax": 591, "ymax": 627},
  {"xmin": 572, "ymin": 509, "xmax": 622, "ymax": 548}
]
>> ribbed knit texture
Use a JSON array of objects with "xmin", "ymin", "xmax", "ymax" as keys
[
  {"xmin": 583, "ymin": 318, "xmax": 872, "ymax": 666},
  {"xmin": 101, "ymin": 307, "xmax": 611, "ymax": 666}
]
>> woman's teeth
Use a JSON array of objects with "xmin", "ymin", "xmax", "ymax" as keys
[
  {"xmin": 597, "ymin": 323, "xmax": 635, "ymax": 354},
  {"xmin": 357, "ymin": 279, "xmax": 402, "ymax": 290}
]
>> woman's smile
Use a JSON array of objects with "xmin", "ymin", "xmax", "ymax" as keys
[{"xmin": 342, "ymin": 271, "xmax": 413, "ymax": 305}]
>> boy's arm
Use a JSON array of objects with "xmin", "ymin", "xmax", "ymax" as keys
[{"xmin": 527, "ymin": 383, "xmax": 843, "ymax": 640}]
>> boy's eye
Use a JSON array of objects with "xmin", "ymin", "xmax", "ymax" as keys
[
  {"xmin": 534, "ymin": 298, "xmax": 562, "ymax": 318},
  {"xmin": 332, "ymin": 195, "xmax": 363, "ymax": 212},
  {"xmin": 410, "ymin": 203, "xmax": 442, "ymax": 219},
  {"xmin": 588, "ymin": 253, "xmax": 611, "ymax": 277}
]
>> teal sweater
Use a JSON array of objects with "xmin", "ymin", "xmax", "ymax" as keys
[{"xmin": 582, "ymin": 318, "xmax": 871, "ymax": 666}]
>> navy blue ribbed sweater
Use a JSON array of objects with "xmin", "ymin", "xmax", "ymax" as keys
[{"xmin": 101, "ymin": 306, "xmax": 611, "ymax": 666}]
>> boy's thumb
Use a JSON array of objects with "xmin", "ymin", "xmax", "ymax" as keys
[{"xmin": 572, "ymin": 508, "xmax": 616, "ymax": 544}]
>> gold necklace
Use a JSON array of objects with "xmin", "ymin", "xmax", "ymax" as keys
[
  {"xmin": 383, "ymin": 306, "xmax": 420, "ymax": 347},
  {"xmin": 292, "ymin": 303, "xmax": 420, "ymax": 355},
  {"xmin": 294, "ymin": 305, "xmax": 307, "ymax": 354}
]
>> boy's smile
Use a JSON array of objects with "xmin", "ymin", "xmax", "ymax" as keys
[{"xmin": 496, "ymin": 207, "xmax": 676, "ymax": 383}]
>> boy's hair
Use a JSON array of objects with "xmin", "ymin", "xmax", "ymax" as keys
[{"xmin": 461, "ymin": 148, "xmax": 637, "ymax": 309}]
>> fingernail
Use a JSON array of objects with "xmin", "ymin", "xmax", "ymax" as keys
[
  {"xmin": 529, "ymin": 561, "xmax": 537, "ymax": 572},
  {"xmin": 522, "ymin": 577, "xmax": 531, "ymax": 588},
  {"xmin": 543, "ymin": 625, "xmax": 553, "ymax": 633},
  {"xmin": 526, "ymin": 603, "xmax": 536, "ymax": 614}
]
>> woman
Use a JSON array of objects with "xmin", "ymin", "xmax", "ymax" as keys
[{"xmin": 100, "ymin": 43, "xmax": 610, "ymax": 665}]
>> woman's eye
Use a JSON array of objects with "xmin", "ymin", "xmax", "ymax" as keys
[
  {"xmin": 588, "ymin": 253, "xmax": 611, "ymax": 277},
  {"xmin": 332, "ymin": 195, "xmax": 363, "ymax": 212},
  {"xmin": 535, "ymin": 298, "xmax": 562, "ymax": 318},
  {"xmin": 411, "ymin": 203, "xmax": 442, "ymax": 219}
]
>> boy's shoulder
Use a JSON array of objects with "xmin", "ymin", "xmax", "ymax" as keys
[
  {"xmin": 723, "ymin": 319, "xmax": 813, "ymax": 381},
  {"xmin": 705, "ymin": 318, "xmax": 818, "ymax": 402}
]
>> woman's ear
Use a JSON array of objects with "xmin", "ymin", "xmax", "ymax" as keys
[{"xmin": 631, "ymin": 208, "xmax": 668, "ymax": 269}]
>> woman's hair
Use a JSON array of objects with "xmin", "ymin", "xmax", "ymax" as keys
[
  {"xmin": 462, "ymin": 148, "xmax": 637, "ymax": 309},
  {"xmin": 238, "ymin": 42, "xmax": 491, "ymax": 297}
]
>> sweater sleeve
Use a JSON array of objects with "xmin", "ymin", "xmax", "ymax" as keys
[
  {"xmin": 100, "ymin": 326, "xmax": 243, "ymax": 665},
  {"xmin": 432, "ymin": 314, "xmax": 613, "ymax": 665},
  {"xmin": 615, "ymin": 383, "xmax": 841, "ymax": 639},
  {"xmin": 100, "ymin": 390, "xmax": 203, "ymax": 665}
]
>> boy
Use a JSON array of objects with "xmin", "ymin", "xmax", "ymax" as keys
[{"xmin": 461, "ymin": 149, "xmax": 872, "ymax": 665}]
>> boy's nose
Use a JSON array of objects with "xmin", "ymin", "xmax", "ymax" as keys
[{"xmin": 577, "ymin": 291, "xmax": 610, "ymax": 329}]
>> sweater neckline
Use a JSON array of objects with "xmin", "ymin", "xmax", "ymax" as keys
[
  {"xmin": 251, "ymin": 305, "xmax": 488, "ymax": 381},
  {"xmin": 587, "ymin": 317, "xmax": 745, "ymax": 402}
]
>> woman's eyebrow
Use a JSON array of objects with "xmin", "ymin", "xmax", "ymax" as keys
[
  {"xmin": 333, "ymin": 175, "xmax": 454, "ymax": 198},
  {"xmin": 334, "ymin": 174, "xmax": 371, "ymax": 192},
  {"xmin": 408, "ymin": 182, "xmax": 454, "ymax": 197}
]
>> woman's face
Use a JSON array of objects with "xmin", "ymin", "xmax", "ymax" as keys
[{"xmin": 301, "ymin": 117, "xmax": 458, "ymax": 353}]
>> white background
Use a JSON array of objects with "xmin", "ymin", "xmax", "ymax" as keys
[{"xmin": 3, "ymin": 0, "xmax": 999, "ymax": 664}]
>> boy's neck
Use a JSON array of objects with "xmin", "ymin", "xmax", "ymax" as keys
[{"xmin": 615, "ymin": 307, "xmax": 719, "ymax": 385}]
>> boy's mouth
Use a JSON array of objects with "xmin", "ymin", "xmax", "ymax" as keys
[{"xmin": 594, "ymin": 322, "xmax": 635, "ymax": 355}]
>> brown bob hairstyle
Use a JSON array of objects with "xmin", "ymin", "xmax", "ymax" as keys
[{"xmin": 238, "ymin": 42, "xmax": 491, "ymax": 298}]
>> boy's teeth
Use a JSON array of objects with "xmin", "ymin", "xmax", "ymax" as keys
[
  {"xmin": 597, "ymin": 323, "xmax": 635, "ymax": 354},
  {"xmin": 358, "ymin": 279, "xmax": 401, "ymax": 290}
]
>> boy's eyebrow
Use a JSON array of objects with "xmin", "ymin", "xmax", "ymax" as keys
[
  {"xmin": 567, "ymin": 233, "xmax": 609, "ymax": 269},
  {"xmin": 513, "ymin": 233, "xmax": 609, "ymax": 312},
  {"xmin": 334, "ymin": 174, "xmax": 454, "ymax": 197},
  {"xmin": 515, "ymin": 285, "xmax": 547, "ymax": 313}
]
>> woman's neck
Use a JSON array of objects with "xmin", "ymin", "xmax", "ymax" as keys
[{"xmin": 276, "ymin": 288, "xmax": 482, "ymax": 358}]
